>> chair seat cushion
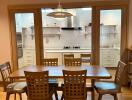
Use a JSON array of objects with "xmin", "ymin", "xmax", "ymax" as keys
[
  {"xmin": 94, "ymin": 81, "xmax": 120, "ymax": 94},
  {"xmin": 7, "ymin": 82, "xmax": 27, "ymax": 93}
]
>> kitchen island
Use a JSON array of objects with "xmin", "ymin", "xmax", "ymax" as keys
[
  {"xmin": 44, "ymin": 49, "xmax": 91, "ymax": 65},
  {"xmin": 44, "ymin": 48, "xmax": 120, "ymax": 67}
]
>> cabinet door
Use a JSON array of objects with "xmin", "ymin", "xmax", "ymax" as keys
[{"xmin": 99, "ymin": 9, "xmax": 121, "ymax": 67}]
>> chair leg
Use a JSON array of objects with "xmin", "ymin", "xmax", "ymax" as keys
[
  {"xmin": 14, "ymin": 93, "xmax": 16, "ymax": 100},
  {"xmin": 19, "ymin": 93, "xmax": 22, "ymax": 100},
  {"xmin": 61, "ymin": 94, "xmax": 64, "ymax": 100},
  {"xmin": 113, "ymin": 94, "xmax": 118, "ymax": 100},
  {"xmin": 54, "ymin": 91, "xmax": 58, "ymax": 100},
  {"xmin": 6, "ymin": 92, "xmax": 10, "ymax": 100},
  {"xmin": 98, "ymin": 94, "xmax": 103, "ymax": 100}
]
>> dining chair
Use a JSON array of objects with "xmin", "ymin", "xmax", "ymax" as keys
[
  {"xmin": 62, "ymin": 70, "xmax": 87, "ymax": 100},
  {"xmin": 80, "ymin": 53, "xmax": 91, "ymax": 64},
  {"xmin": 42, "ymin": 58, "xmax": 58, "ymax": 66},
  {"xmin": 42, "ymin": 58, "xmax": 59, "ymax": 100},
  {"xmin": 64, "ymin": 54, "xmax": 74, "ymax": 64},
  {"xmin": 64, "ymin": 58, "xmax": 82, "ymax": 66},
  {"xmin": 64, "ymin": 54, "xmax": 74, "ymax": 59},
  {"xmin": 24, "ymin": 71, "xmax": 55, "ymax": 100},
  {"xmin": 0, "ymin": 61, "xmax": 27, "ymax": 100},
  {"xmin": 94, "ymin": 61, "xmax": 127, "ymax": 100}
]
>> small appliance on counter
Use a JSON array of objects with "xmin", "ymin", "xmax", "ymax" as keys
[{"xmin": 63, "ymin": 46, "xmax": 80, "ymax": 49}]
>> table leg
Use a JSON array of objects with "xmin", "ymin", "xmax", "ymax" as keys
[{"xmin": 91, "ymin": 79, "xmax": 95, "ymax": 100}]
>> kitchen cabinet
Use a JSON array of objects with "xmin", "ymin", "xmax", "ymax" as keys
[
  {"xmin": 44, "ymin": 49, "xmax": 91, "ymax": 65},
  {"xmin": 84, "ymin": 25, "xmax": 117, "ymax": 37},
  {"xmin": 22, "ymin": 48, "xmax": 36, "ymax": 66},
  {"xmin": 100, "ymin": 48, "xmax": 120, "ymax": 67}
]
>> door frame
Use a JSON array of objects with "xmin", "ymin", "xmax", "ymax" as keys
[
  {"xmin": 9, "ymin": 9, "xmax": 43, "ymax": 70},
  {"xmin": 92, "ymin": 5, "xmax": 128, "ymax": 65}
]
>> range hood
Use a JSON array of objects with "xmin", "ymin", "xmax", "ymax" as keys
[{"xmin": 61, "ymin": 16, "xmax": 82, "ymax": 30}]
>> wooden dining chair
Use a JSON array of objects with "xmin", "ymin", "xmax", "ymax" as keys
[
  {"xmin": 94, "ymin": 61, "xmax": 127, "ymax": 100},
  {"xmin": 64, "ymin": 54, "xmax": 74, "ymax": 59},
  {"xmin": 64, "ymin": 58, "xmax": 82, "ymax": 66},
  {"xmin": 42, "ymin": 58, "xmax": 58, "ymax": 66},
  {"xmin": 62, "ymin": 70, "xmax": 87, "ymax": 100},
  {"xmin": 0, "ymin": 61, "xmax": 27, "ymax": 100},
  {"xmin": 24, "ymin": 71, "xmax": 55, "ymax": 100},
  {"xmin": 80, "ymin": 53, "xmax": 91, "ymax": 64},
  {"xmin": 42, "ymin": 58, "xmax": 59, "ymax": 100},
  {"xmin": 64, "ymin": 54, "xmax": 74, "ymax": 64}
]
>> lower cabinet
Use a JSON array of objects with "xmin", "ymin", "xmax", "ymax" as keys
[
  {"xmin": 100, "ymin": 49, "xmax": 120, "ymax": 67},
  {"xmin": 44, "ymin": 48, "xmax": 120, "ymax": 67}
]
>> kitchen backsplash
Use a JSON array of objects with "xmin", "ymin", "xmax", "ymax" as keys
[{"xmin": 43, "ymin": 29, "xmax": 91, "ymax": 49}]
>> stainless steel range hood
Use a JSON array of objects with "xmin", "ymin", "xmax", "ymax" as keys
[{"xmin": 61, "ymin": 16, "xmax": 82, "ymax": 30}]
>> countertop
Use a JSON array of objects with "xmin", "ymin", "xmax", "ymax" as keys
[
  {"xmin": 45, "ymin": 49, "xmax": 91, "ymax": 53},
  {"xmin": 44, "ymin": 47, "xmax": 120, "ymax": 53}
]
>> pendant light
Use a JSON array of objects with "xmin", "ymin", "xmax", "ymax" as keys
[{"xmin": 47, "ymin": 2, "xmax": 73, "ymax": 18}]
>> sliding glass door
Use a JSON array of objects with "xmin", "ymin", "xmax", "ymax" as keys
[
  {"xmin": 41, "ymin": 8, "xmax": 92, "ymax": 65},
  {"xmin": 99, "ymin": 9, "xmax": 122, "ymax": 67},
  {"xmin": 14, "ymin": 13, "xmax": 36, "ymax": 68}
]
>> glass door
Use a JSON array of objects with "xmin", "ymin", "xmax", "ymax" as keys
[
  {"xmin": 41, "ymin": 8, "xmax": 92, "ymax": 65},
  {"xmin": 99, "ymin": 9, "xmax": 122, "ymax": 67},
  {"xmin": 14, "ymin": 13, "xmax": 36, "ymax": 68}
]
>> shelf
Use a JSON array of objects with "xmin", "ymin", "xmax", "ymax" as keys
[
  {"xmin": 43, "ymin": 33, "xmax": 61, "ymax": 39},
  {"xmin": 43, "ymin": 27, "xmax": 60, "ymax": 28}
]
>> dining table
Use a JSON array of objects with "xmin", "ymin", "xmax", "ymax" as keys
[{"xmin": 10, "ymin": 65, "xmax": 111, "ymax": 100}]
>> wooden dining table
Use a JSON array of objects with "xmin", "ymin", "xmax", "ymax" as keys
[{"xmin": 10, "ymin": 65, "xmax": 111, "ymax": 100}]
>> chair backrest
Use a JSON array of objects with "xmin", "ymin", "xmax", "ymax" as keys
[
  {"xmin": 0, "ymin": 61, "xmax": 12, "ymax": 83},
  {"xmin": 0, "ymin": 61, "xmax": 12, "ymax": 91},
  {"xmin": 81, "ymin": 54, "xmax": 91, "ymax": 58},
  {"xmin": 63, "ymin": 70, "xmax": 87, "ymax": 100},
  {"xmin": 24, "ymin": 71, "xmax": 50, "ymax": 100},
  {"xmin": 64, "ymin": 58, "xmax": 82, "ymax": 66},
  {"xmin": 114, "ymin": 61, "xmax": 127, "ymax": 88},
  {"xmin": 64, "ymin": 54, "xmax": 74, "ymax": 59},
  {"xmin": 42, "ymin": 58, "xmax": 58, "ymax": 66},
  {"xmin": 80, "ymin": 53, "xmax": 91, "ymax": 64}
]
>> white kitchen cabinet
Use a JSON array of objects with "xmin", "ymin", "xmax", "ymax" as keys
[
  {"xmin": 44, "ymin": 49, "xmax": 91, "ymax": 65},
  {"xmin": 22, "ymin": 48, "xmax": 36, "ymax": 66},
  {"xmin": 100, "ymin": 49, "xmax": 120, "ymax": 67}
]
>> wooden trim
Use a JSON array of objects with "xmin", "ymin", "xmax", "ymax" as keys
[
  {"xmin": 34, "ymin": 9, "xmax": 43, "ymax": 65},
  {"xmin": 95, "ymin": 5, "xmax": 128, "ymax": 65},
  {"xmin": 92, "ymin": 7, "xmax": 100, "ymax": 65},
  {"xmin": 8, "ymin": 10, "xmax": 18, "ymax": 71},
  {"xmin": 8, "ymin": 9, "xmax": 43, "ymax": 70},
  {"xmin": 120, "ymin": 6, "xmax": 129, "ymax": 62},
  {"xmin": 8, "ymin": 1, "xmax": 129, "ymax": 10}
]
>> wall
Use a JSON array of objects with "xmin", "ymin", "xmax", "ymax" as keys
[
  {"xmin": 128, "ymin": 0, "xmax": 132, "ymax": 48},
  {"xmin": 0, "ymin": 0, "xmax": 11, "ymax": 63}
]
